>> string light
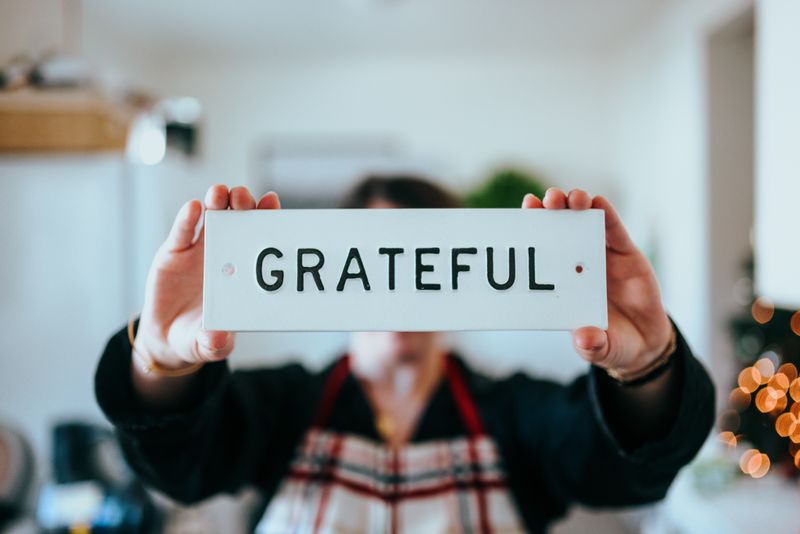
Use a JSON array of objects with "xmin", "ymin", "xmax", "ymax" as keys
[
  {"xmin": 723, "ymin": 341, "xmax": 800, "ymax": 476},
  {"xmin": 771, "ymin": 394, "xmax": 788, "ymax": 414},
  {"xmin": 751, "ymin": 297, "xmax": 775, "ymax": 324},
  {"xmin": 791, "ymin": 311, "xmax": 800, "ymax": 337},
  {"xmin": 755, "ymin": 388, "xmax": 778, "ymax": 412},
  {"xmin": 719, "ymin": 431, "xmax": 738, "ymax": 448},
  {"xmin": 729, "ymin": 387, "xmax": 751, "ymax": 411},
  {"xmin": 768, "ymin": 373, "xmax": 790, "ymax": 392},
  {"xmin": 738, "ymin": 367, "xmax": 762, "ymax": 393},
  {"xmin": 739, "ymin": 449, "xmax": 771, "ymax": 478},
  {"xmin": 775, "ymin": 412, "xmax": 796, "ymax": 437},
  {"xmin": 778, "ymin": 363, "xmax": 797, "ymax": 382},
  {"xmin": 790, "ymin": 379, "xmax": 800, "ymax": 402},
  {"xmin": 754, "ymin": 357, "xmax": 775, "ymax": 382},
  {"xmin": 718, "ymin": 409, "xmax": 741, "ymax": 433}
]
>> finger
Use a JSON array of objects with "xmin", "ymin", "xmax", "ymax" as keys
[
  {"xmin": 230, "ymin": 186, "xmax": 256, "ymax": 210},
  {"xmin": 257, "ymin": 191, "xmax": 282, "ymax": 210},
  {"xmin": 164, "ymin": 199, "xmax": 203, "ymax": 252},
  {"xmin": 204, "ymin": 184, "xmax": 230, "ymax": 211},
  {"xmin": 195, "ymin": 330, "xmax": 235, "ymax": 362},
  {"xmin": 572, "ymin": 326, "xmax": 610, "ymax": 363},
  {"xmin": 521, "ymin": 193, "xmax": 544, "ymax": 209},
  {"xmin": 591, "ymin": 195, "xmax": 636, "ymax": 254},
  {"xmin": 542, "ymin": 187, "xmax": 567, "ymax": 209},
  {"xmin": 567, "ymin": 189, "xmax": 592, "ymax": 211}
]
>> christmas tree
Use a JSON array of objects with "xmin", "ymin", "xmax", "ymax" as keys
[{"xmin": 721, "ymin": 257, "xmax": 800, "ymax": 478}]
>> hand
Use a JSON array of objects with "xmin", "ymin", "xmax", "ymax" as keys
[
  {"xmin": 522, "ymin": 188, "xmax": 673, "ymax": 375},
  {"xmin": 135, "ymin": 185, "xmax": 282, "ymax": 371}
]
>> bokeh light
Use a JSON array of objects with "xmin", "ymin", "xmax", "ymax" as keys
[
  {"xmin": 768, "ymin": 373, "xmax": 790, "ymax": 392},
  {"xmin": 751, "ymin": 297, "xmax": 775, "ymax": 324},
  {"xmin": 775, "ymin": 412, "xmax": 796, "ymax": 437},
  {"xmin": 718, "ymin": 409, "xmax": 741, "ymax": 433},
  {"xmin": 791, "ymin": 424, "xmax": 800, "ymax": 444},
  {"xmin": 739, "ymin": 449, "xmax": 771, "ymax": 478},
  {"xmin": 755, "ymin": 388, "xmax": 777, "ymax": 412},
  {"xmin": 729, "ymin": 387, "xmax": 751, "ymax": 411},
  {"xmin": 778, "ymin": 362, "xmax": 797, "ymax": 382},
  {"xmin": 738, "ymin": 366, "xmax": 762, "ymax": 393},
  {"xmin": 750, "ymin": 454, "xmax": 770, "ymax": 478},
  {"xmin": 754, "ymin": 357, "xmax": 775, "ymax": 382},
  {"xmin": 790, "ymin": 379, "xmax": 800, "ymax": 402},
  {"xmin": 771, "ymin": 394, "xmax": 788, "ymax": 413},
  {"xmin": 791, "ymin": 311, "xmax": 800, "ymax": 337},
  {"xmin": 719, "ymin": 431, "xmax": 738, "ymax": 448}
]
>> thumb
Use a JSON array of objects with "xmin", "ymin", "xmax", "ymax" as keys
[
  {"xmin": 572, "ymin": 326, "xmax": 610, "ymax": 365},
  {"xmin": 194, "ymin": 329, "xmax": 235, "ymax": 362},
  {"xmin": 164, "ymin": 199, "xmax": 203, "ymax": 252}
]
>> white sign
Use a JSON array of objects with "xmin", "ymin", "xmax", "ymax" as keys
[{"xmin": 203, "ymin": 209, "xmax": 607, "ymax": 332}]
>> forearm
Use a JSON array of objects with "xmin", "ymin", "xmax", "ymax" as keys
[
  {"xmin": 130, "ymin": 360, "xmax": 205, "ymax": 411},
  {"xmin": 533, "ymin": 340, "xmax": 713, "ymax": 507},
  {"xmin": 593, "ymin": 356, "xmax": 683, "ymax": 450},
  {"xmin": 96, "ymin": 324, "xmax": 243, "ymax": 503}
]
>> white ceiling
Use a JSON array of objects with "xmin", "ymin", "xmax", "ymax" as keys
[{"xmin": 82, "ymin": 0, "xmax": 670, "ymax": 59}]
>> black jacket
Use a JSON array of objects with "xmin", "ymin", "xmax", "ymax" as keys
[{"xmin": 95, "ymin": 322, "xmax": 714, "ymax": 532}]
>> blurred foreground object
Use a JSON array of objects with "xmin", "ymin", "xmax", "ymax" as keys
[
  {"xmin": 36, "ymin": 422, "xmax": 158, "ymax": 533},
  {"xmin": 0, "ymin": 423, "xmax": 35, "ymax": 529},
  {"xmin": 645, "ymin": 449, "xmax": 800, "ymax": 534},
  {"xmin": 125, "ymin": 96, "xmax": 202, "ymax": 166},
  {"xmin": 0, "ymin": 89, "xmax": 131, "ymax": 152}
]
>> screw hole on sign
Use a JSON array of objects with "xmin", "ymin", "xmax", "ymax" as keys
[
  {"xmin": 222, "ymin": 263, "xmax": 236, "ymax": 276},
  {"xmin": 575, "ymin": 264, "xmax": 584, "ymax": 274}
]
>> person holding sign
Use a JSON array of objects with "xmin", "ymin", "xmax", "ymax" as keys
[{"xmin": 95, "ymin": 177, "xmax": 714, "ymax": 533}]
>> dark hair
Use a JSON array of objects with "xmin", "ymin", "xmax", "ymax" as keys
[{"xmin": 339, "ymin": 175, "xmax": 462, "ymax": 209}]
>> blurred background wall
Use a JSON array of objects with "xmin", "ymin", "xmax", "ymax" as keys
[{"xmin": 2, "ymin": 0, "xmax": 799, "ymax": 532}]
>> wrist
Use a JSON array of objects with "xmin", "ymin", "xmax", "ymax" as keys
[
  {"xmin": 606, "ymin": 322, "xmax": 677, "ymax": 384},
  {"xmin": 129, "ymin": 316, "xmax": 204, "ymax": 377}
]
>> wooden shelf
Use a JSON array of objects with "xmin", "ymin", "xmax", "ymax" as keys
[{"xmin": 0, "ymin": 89, "xmax": 133, "ymax": 153}]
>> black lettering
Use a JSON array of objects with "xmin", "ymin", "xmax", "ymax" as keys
[
  {"xmin": 451, "ymin": 248, "xmax": 477, "ymax": 290},
  {"xmin": 528, "ymin": 247, "xmax": 555, "ymax": 290},
  {"xmin": 297, "ymin": 248, "xmax": 325, "ymax": 291},
  {"xmin": 337, "ymin": 248, "xmax": 371, "ymax": 291},
  {"xmin": 415, "ymin": 248, "xmax": 441, "ymax": 290},
  {"xmin": 256, "ymin": 247, "xmax": 284, "ymax": 291},
  {"xmin": 378, "ymin": 247, "xmax": 404, "ymax": 290},
  {"xmin": 487, "ymin": 247, "xmax": 515, "ymax": 290}
]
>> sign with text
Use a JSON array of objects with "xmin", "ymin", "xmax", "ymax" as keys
[{"xmin": 203, "ymin": 209, "xmax": 607, "ymax": 331}]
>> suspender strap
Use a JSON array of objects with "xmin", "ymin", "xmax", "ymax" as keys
[
  {"xmin": 311, "ymin": 355, "xmax": 352, "ymax": 428},
  {"xmin": 313, "ymin": 353, "xmax": 487, "ymax": 437},
  {"xmin": 445, "ymin": 353, "xmax": 486, "ymax": 437}
]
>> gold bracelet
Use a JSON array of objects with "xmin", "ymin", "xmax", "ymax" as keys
[
  {"xmin": 606, "ymin": 325, "xmax": 678, "ymax": 384},
  {"xmin": 127, "ymin": 314, "xmax": 204, "ymax": 378}
]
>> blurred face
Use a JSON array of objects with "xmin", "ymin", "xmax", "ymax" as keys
[
  {"xmin": 348, "ymin": 198, "xmax": 442, "ymax": 375},
  {"xmin": 350, "ymin": 330, "xmax": 442, "ymax": 375}
]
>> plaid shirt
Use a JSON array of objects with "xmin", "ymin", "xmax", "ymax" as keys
[{"xmin": 256, "ymin": 355, "xmax": 524, "ymax": 533}]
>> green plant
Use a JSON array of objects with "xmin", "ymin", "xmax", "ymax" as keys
[{"xmin": 464, "ymin": 168, "xmax": 548, "ymax": 208}]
